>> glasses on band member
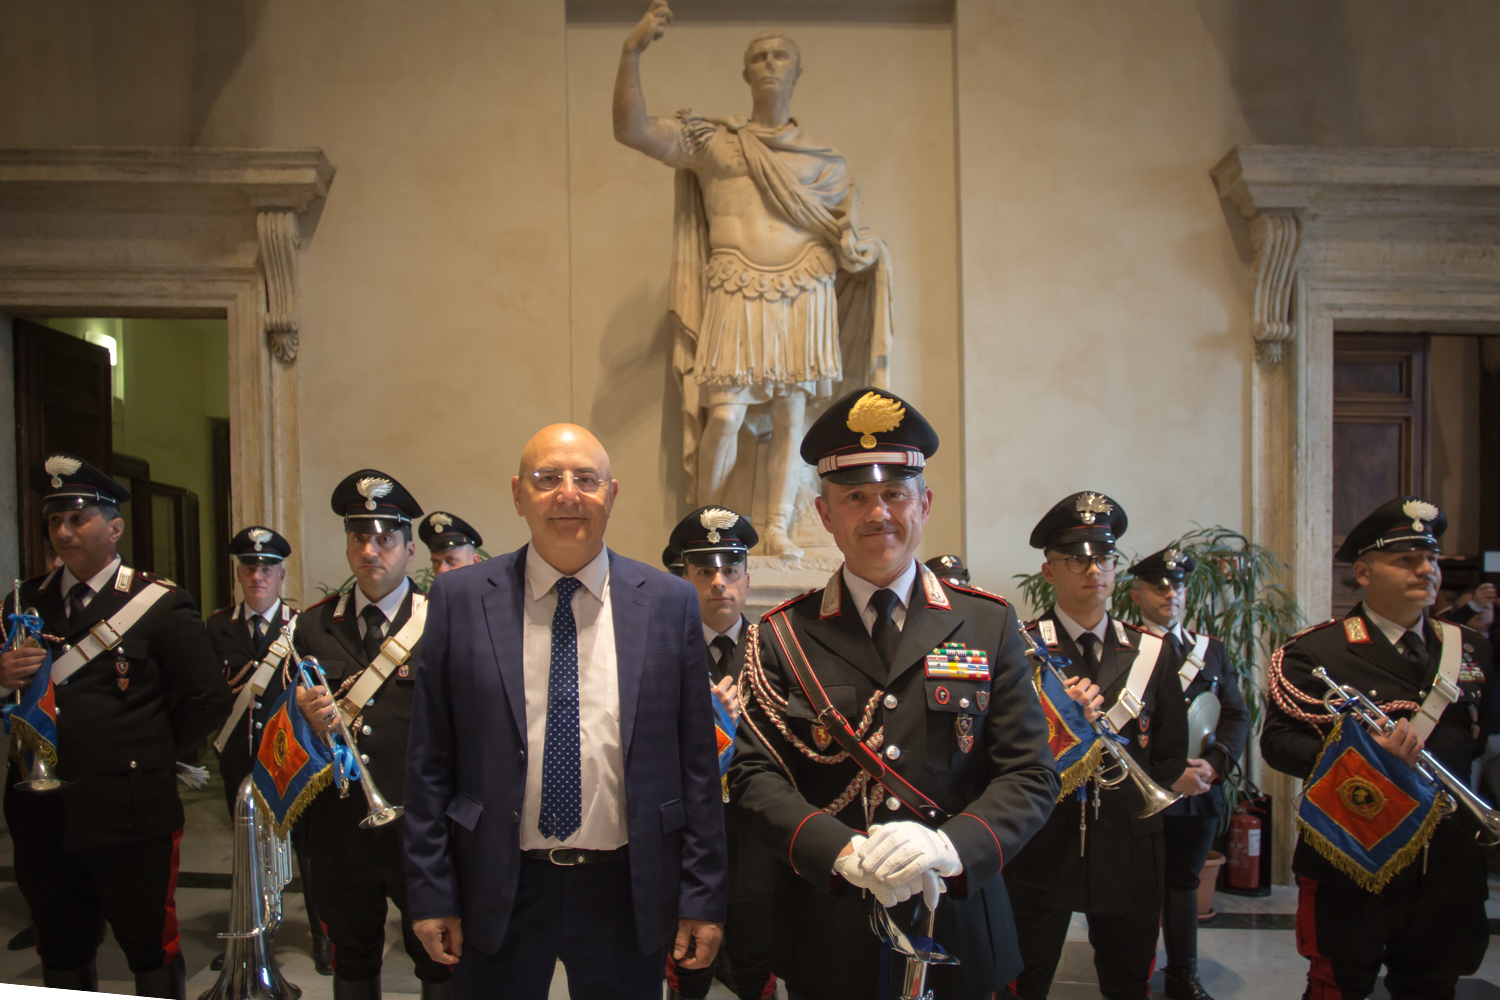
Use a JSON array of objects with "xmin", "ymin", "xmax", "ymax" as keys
[
  {"xmin": 528, "ymin": 469, "xmax": 604, "ymax": 494},
  {"xmin": 1051, "ymin": 554, "xmax": 1117, "ymax": 574}
]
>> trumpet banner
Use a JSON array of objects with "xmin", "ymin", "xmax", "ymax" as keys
[
  {"xmin": 1297, "ymin": 712, "xmax": 1446, "ymax": 893},
  {"xmin": 252, "ymin": 683, "xmax": 335, "ymax": 838},
  {"xmin": 3, "ymin": 609, "xmax": 58, "ymax": 771},
  {"xmin": 1032, "ymin": 663, "xmax": 1104, "ymax": 802}
]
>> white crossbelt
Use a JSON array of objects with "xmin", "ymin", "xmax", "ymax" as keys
[
  {"xmin": 1178, "ymin": 632, "xmax": 1211, "ymax": 691},
  {"xmin": 1412, "ymin": 620, "xmax": 1463, "ymax": 741},
  {"xmin": 213, "ymin": 615, "xmax": 299, "ymax": 754},
  {"xmin": 1105, "ymin": 624, "xmax": 1164, "ymax": 732},
  {"xmin": 52, "ymin": 581, "xmax": 172, "ymax": 685},
  {"xmin": 337, "ymin": 593, "xmax": 427, "ymax": 724}
]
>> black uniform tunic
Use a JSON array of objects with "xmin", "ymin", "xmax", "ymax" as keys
[
  {"xmin": 207, "ymin": 601, "xmax": 298, "ymax": 815},
  {"xmin": 3, "ymin": 563, "xmax": 232, "ymax": 971},
  {"xmin": 1160, "ymin": 630, "xmax": 1249, "ymax": 819},
  {"xmin": 1260, "ymin": 605, "xmax": 1492, "ymax": 996},
  {"xmin": 729, "ymin": 570, "xmax": 1059, "ymax": 1000}
]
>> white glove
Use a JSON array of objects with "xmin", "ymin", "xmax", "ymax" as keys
[
  {"xmin": 175, "ymin": 762, "xmax": 210, "ymax": 789},
  {"xmin": 920, "ymin": 868, "xmax": 948, "ymax": 911},
  {"xmin": 857, "ymin": 821, "xmax": 962, "ymax": 885},
  {"xmin": 834, "ymin": 835, "xmax": 916, "ymax": 907}
]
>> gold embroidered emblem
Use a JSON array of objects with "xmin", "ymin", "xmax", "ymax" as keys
[
  {"xmin": 1343, "ymin": 618, "xmax": 1371, "ymax": 644},
  {"xmin": 1337, "ymin": 775, "xmax": 1386, "ymax": 820},
  {"xmin": 272, "ymin": 728, "xmax": 289, "ymax": 769},
  {"xmin": 846, "ymin": 392, "xmax": 905, "ymax": 449}
]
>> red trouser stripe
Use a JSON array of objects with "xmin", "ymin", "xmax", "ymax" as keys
[
  {"xmin": 1296, "ymin": 878, "xmax": 1341, "ymax": 999},
  {"xmin": 160, "ymin": 829, "xmax": 183, "ymax": 961}
]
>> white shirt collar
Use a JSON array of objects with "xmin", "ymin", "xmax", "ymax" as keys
[
  {"xmin": 353, "ymin": 577, "xmax": 410, "ymax": 623},
  {"xmin": 1140, "ymin": 616, "xmax": 1184, "ymax": 642},
  {"xmin": 1053, "ymin": 604, "xmax": 1109, "ymax": 645},
  {"xmin": 843, "ymin": 558, "xmax": 919, "ymax": 616},
  {"xmin": 703, "ymin": 615, "xmax": 745, "ymax": 649},
  {"xmin": 244, "ymin": 599, "xmax": 282, "ymax": 625},
  {"xmin": 526, "ymin": 545, "xmax": 610, "ymax": 603},
  {"xmin": 60, "ymin": 556, "xmax": 123, "ymax": 599},
  {"xmin": 1361, "ymin": 604, "xmax": 1426, "ymax": 649}
]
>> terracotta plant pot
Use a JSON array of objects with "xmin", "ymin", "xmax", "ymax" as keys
[{"xmin": 1197, "ymin": 850, "xmax": 1226, "ymax": 920}]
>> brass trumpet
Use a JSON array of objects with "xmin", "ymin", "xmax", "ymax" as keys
[
  {"xmin": 1312, "ymin": 667, "xmax": 1500, "ymax": 846},
  {"xmin": 8, "ymin": 580, "xmax": 63, "ymax": 793},
  {"xmin": 1021, "ymin": 627, "xmax": 1182, "ymax": 819},
  {"xmin": 288, "ymin": 642, "xmax": 403, "ymax": 830}
]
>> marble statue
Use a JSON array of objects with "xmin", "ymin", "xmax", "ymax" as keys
[{"xmin": 614, "ymin": 0, "xmax": 893, "ymax": 558}]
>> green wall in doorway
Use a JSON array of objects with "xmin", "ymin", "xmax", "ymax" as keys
[{"xmin": 46, "ymin": 317, "xmax": 229, "ymax": 613}]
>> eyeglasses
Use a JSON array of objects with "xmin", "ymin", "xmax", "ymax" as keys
[
  {"xmin": 1050, "ymin": 554, "xmax": 1117, "ymax": 574},
  {"xmin": 528, "ymin": 469, "xmax": 603, "ymax": 495}
]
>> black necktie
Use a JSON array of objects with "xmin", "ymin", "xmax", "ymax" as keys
[
  {"xmin": 66, "ymin": 582, "xmax": 91, "ymax": 627},
  {"xmin": 870, "ymin": 589, "xmax": 901, "ymax": 669},
  {"xmin": 250, "ymin": 613, "xmax": 265, "ymax": 642},
  {"xmin": 1165, "ymin": 630, "xmax": 1185, "ymax": 661},
  {"xmin": 361, "ymin": 605, "xmax": 386, "ymax": 664},
  {"xmin": 711, "ymin": 635, "xmax": 736, "ymax": 668},
  {"xmin": 1078, "ymin": 632, "xmax": 1101, "ymax": 672},
  {"xmin": 1399, "ymin": 631, "xmax": 1429, "ymax": 670}
]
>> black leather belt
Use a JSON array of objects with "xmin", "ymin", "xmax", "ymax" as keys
[{"xmin": 522, "ymin": 846, "xmax": 627, "ymax": 866}]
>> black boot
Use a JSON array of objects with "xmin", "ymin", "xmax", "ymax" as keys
[
  {"xmin": 333, "ymin": 975, "xmax": 382, "ymax": 1000},
  {"xmin": 419, "ymin": 979, "xmax": 452, "ymax": 1000},
  {"xmin": 312, "ymin": 929, "xmax": 334, "ymax": 976},
  {"xmin": 7, "ymin": 924, "xmax": 35, "ymax": 951},
  {"xmin": 133, "ymin": 953, "xmax": 186, "ymax": 1000},
  {"xmin": 1162, "ymin": 887, "xmax": 1214, "ymax": 1000},
  {"xmin": 43, "ymin": 962, "xmax": 99, "ymax": 992}
]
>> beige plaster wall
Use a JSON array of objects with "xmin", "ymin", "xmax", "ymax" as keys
[
  {"xmin": 564, "ymin": 20, "xmax": 960, "ymax": 564},
  {"xmin": 1429, "ymin": 335, "xmax": 1482, "ymax": 555}
]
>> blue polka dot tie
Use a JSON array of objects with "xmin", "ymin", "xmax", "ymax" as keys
[{"xmin": 539, "ymin": 576, "xmax": 583, "ymax": 842}]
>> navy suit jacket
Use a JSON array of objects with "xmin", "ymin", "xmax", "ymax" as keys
[{"xmin": 403, "ymin": 544, "xmax": 727, "ymax": 955}]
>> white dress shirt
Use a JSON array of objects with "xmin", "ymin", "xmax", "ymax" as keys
[
  {"xmin": 1053, "ymin": 605, "xmax": 1109, "ymax": 647},
  {"xmin": 843, "ymin": 558, "xmax": 919, "ymax": 637},
  {"xmin": 520, "ymin": 546, "xmax": 625, "ymax": 851},
  {"xmin": 353, "ymin": 578, "xmax": 410, "ymax": 640},
  {"xmin": 1140, "ymin": 616, "xmax": 1184, "ymax": 643},
  {"xmin": 59, "ymin": 556, "xmax": 124, "ymax": 610},
  {"xmin": 1361, "ymin": 604, "xmax": 1427, "ymax": 651},
  {"xmin": 243, "ymin": 599, "xmax": 283, "ymax": 639},
  {"xmin": 702, "ymin": 616, "xmax": 745, "ymax": 664}
]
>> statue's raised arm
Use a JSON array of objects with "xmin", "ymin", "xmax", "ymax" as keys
[{"xmin": 613, "ymin": 0, "xmax": 679, "ymax": 160}]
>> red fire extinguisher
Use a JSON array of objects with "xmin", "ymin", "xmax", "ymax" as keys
[{"xmin": 1225, "ymin": 805, "xmax": 1262, "ymax": 891}]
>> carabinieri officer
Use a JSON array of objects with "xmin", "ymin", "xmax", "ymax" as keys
[
  {"xmin": 207, "ymin": 525, "xmax": 331, "ymax": 975},
  {"xmin": 1262, "ymin": 497, "xmax": 1492, "ymax": 998},
  {"xmin": 730, "ymin": 387, "xmax": 1059, "ymax": 1000},
  {"xmin": 295, "ymin": 470, "xmax": 452, "ymax": 1000},
  {"xmin": 1128, "ymin": 546, "xmax": 1248, "ymax": 1000},
  {"xmin": 1004, "ymin": 493, "xmax": 1189, "ymax": 1000},
  {"xmin": 418, "ymin": 511, "xmax": 485, "ymax": 578},
  {"xmin": 0, "ymin": 454, "xmax": 232, "ymax": 997}
]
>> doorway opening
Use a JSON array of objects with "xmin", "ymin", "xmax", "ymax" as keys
[
  {"xmin": 14, "ymin": 317, "xmax": 231, "ymax": 615},
  {"xmin": 1331, "ymin": 332, "xmax": 1500, "ymax": 617}
]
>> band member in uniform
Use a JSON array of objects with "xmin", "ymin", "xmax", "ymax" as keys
[
  {"xmin": 1128, "ymin": 547, "xmax": 1248, "ymax": 1000},
  {"xmin": 1004, "ymin": 493, "xmax": 1189, "ymax": 1000},
  {"xmin": 1262, "ymin": 497, "xmax": 1493, "ymax": 999},
  {"xmin": 664, "ymin": 507, "xmax": 775, "ymax": 1000},
  {"xmin": 924, "ymin": 555, "xmax": 970, "ymax": 588},
  {"xmin": 663, "ymin": 546, "xmax": 688, "ymax": 578},
  {"xmin": 294, "ymin": 470, "xmax": 452, "ymax": 1000},
  {"xmin": 0, "ymin": 454, "xmax": 233, "ymax": 997},
  {"xmin": 731, "ymin": 387, "xmax": 1060, "ymax": 1000},
  {"xmin": 419, "ymin": 512, "xmax": 485, "ymax": 577},
  {"xmin": 207, "ymin": 526, "xmax": 332, "ymax": 975}
]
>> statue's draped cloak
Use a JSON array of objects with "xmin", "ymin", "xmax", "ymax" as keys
[{"xmin": 668, "ymin": 111, "xmax": 893, "ymax": 495}]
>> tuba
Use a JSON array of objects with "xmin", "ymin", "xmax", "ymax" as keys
[
  {"xmin": 294, "ymin": 653, "xmax": 403, "ymax": 829},
  {"xmin": 198, "ymin": 776, "xmax": 300, "ymax": 1000},
  {"xmin": 1021, "ymin": 627, "xmax": 1182, "ymax": 819}
]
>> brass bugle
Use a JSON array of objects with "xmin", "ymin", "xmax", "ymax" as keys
[
  {"xmin": 10, "ymin": 582, "xmax": 64, "ymax": 793},
  {"xmin": 1311, "ymin": 666, "xmax": 1500, "ymax": 846}
]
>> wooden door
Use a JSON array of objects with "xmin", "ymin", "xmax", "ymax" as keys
[
  {"xmin": 1332, "ymin": 333, "xmax": 1429, "ymax": 614},
  {"xmin": 13, "ymin": 319, "xmax": 114, "ymax": 578}
]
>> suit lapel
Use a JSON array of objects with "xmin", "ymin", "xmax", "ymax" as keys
[
  {"xmin": 1095, "ymin": 619, "xmax": 1133, "ymax": 698},
  {"xmin": 610, "ymin": 552, "xmax": 651, "ymax": 759},
  {"xmin": 888, "ymin": 589, "xmax": 964, "ymax": 686},
  {"xmin": 482, "ymin": 548, "xmax": 529, "ymax": 745},
  {"xmin": 798, "ymin": 576, "xmax": 885, "ymax": 686},
  {"xmin": 224, "ymin": 604, "xmax": 260, "ymax": 661},
  {"xmin": 1345, "ymin": 605, "xmax": 1421, "ymax": 687},
  {"xmin": 327, "ymin": 592, "xmax": 368, "ymax": 672}
]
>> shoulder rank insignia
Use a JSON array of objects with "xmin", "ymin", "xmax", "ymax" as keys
[
  {"xmin": 820, "ymin": 569, "xmax": 841, "ymax": 619},
  {"xmin": 1343, "ymin": 617, "xmax": 1372, "ymax": 644},
  {"xmin": 1038, "ymin": 619, "xmax": 1060, "ymax": 648},
  {"xmin": 1113, "ymin": 619, "xmax": 1132, "ymax": 646},
  {"xmin": 926, "ymin": 642, "xmax": 990, "ymax": 680},
  {"xmin": 811, "ymin": 723, "xmax": 833, "ymax": 752}
]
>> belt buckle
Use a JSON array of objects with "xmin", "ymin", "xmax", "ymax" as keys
[
  {"xmin": 548, "ymin": 847, "xmax": 579, "ymax": 866},
  {"xmin": 90, "ymin": 619, "xmax": 123, "ymax": 649},
  {"xmin": 380, "ymin": 635, "xmax": 410, "ymax": 667}
]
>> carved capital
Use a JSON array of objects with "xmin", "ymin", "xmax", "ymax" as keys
[
  {"xmin": 1250, "ymin": 213, "xmax": 1300, "ymax": 364},
  {"xmin": 258, "ymin": 210, "xmax": 301, "ymax": 362}
]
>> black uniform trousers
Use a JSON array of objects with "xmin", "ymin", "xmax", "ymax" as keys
[
  {"xmin": 1162, "ymin": 813, "xmax": 1217, "ymax": 891},
  {"xmin": 10, "ymin": 785, "xmax": 182, "ymax": 973},
  {"xmin": 666, "ymin": 894, "xmax": 775, "ymax": 1000},
  {"xmin": 1010, "ymin": 903, "xmax": 1159, "ymax": 1000},
  {"xmin": 453, "ymin": 854, "xmax": 664, "ymax": 1000},
  {"xmin": 308, "ymin": 795, "xmax": 451, "ymax": 984},
  {"xmin": 1295, "ymin": 875, "xmax": 1487, "ymax": 1000}
]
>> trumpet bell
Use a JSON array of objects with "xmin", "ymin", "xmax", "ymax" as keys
[
  {"xmin": 1133, "ymin": 774, "xmax": 1183, "ymax": 819},
  {"xmin": 18, "ymin": 755, "xmax": 64, "ymax": 792}
]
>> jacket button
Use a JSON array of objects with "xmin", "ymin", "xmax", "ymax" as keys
[
  {"xmin": 129, "ymin": 761, "xmax": 137, "ymax": 769},
  {"xmin": 519, "ymin": 751, "xmax": 526, "ymax": 765},
  {"xmin": 366, "ymin": 699, "xmax": 376, "ymax": 707},
  {"xmin": 362, "ymin": 725, "xmax": 372, "ymax": 736},
  {"xmin": 255, "ymin": 722, "xmax": 263, "ymax": 730},
  {"xmin": 885, "ymin": 745, "xmax": 901, "ymax": 761},
  {"xmin": 885, "ymin": 796, "xmax": 901, "ymax": 810},
  {"xmin": 960, "ymin": 697, "xmax": 970, "ymax": 708},
  {"xmin": 883, "ymin": 694, "xmax": 898, "ymax": 709},
  {"xmin": 359, "ymin": 754, "xmax": 370, "ymax": 764}
]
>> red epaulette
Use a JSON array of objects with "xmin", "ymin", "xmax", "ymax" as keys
[
  {"xmin": 946, "ymin": 583, "xmax": 1010, "ymax": 606},
  {"xmin": 1118, "ymin": 620, "xmax": 1149, "ymax": 634},
  {"xmin": 209, "ymin": 605, "xmax": 233, "ymax": 618},
  {"xmin": 137, "ymin": 570, "xmax": 179, "ymax": 591},
  {"xmin": 760, "ymin": 587, "xmax": 818, "ymax": 621},
  {"xmin": 307, "ymin": 592, "xmax": 341, "ymax": 610},
  {"xmin": 1284, "ymin": 618, "xmax": 1339, "ymax": 644}
]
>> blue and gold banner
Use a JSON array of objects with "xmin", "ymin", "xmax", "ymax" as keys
[
  {"xmin": 712, "ymin": 683, "xmax": 737, "ymax": 802},
  {"xmin": 1031, "ymin": 658, "xmax": 1103, "ymax": 801},
  {"xmin": 2, "ymin": 608, "xmax": 59, "ymax": 771},
  {"xmin": 252, "ymin": 682, "xmax": 336, "ymax": 837},
  {"xmin": 1297, "ymin": 711, "xmax": 1446, "ymax": 893}
]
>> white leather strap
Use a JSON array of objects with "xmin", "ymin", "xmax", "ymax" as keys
[
  {"xmin": 1412, "ymin": 620, "xmax": 1463, "ymax": 741},
  {"xmin": 1106, "ymin": 631, "xmax": 1164, "ymax": 732},
  {"xmin": 1179, "ymin": 632, "xmax": 1211, "ymax": 691},
  {"xmin": 52, "ymin": 582, "xmax": 172, "ymax": 684},
  {"xmin": 212, "ymin": 625, "xmax": 297, "ymax": 754},
  {"xmin": 338, "ymin": 594, "xmax": 427, "ymax": 722}
]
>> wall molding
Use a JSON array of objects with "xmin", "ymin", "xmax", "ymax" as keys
[{"xmin": 0, "ymin": 147, "xmax": 334, "ymax": 603}]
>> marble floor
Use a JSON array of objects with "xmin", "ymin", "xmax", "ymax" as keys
[{"xmin": 0, "ymin": 776, "xmax": 1493, "ymax": 999}]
